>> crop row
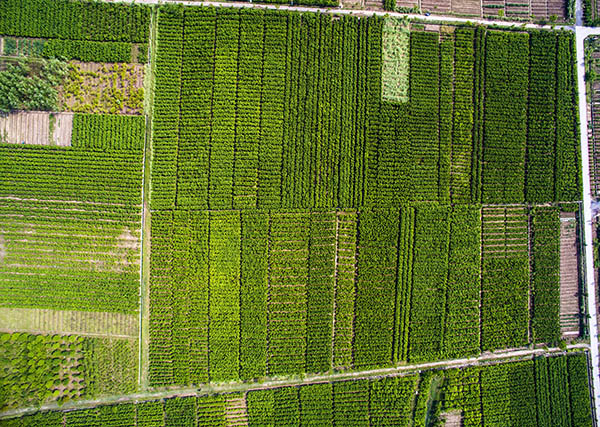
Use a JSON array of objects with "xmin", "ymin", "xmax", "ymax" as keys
[
  {"xmin": 481, "ymin": 206, "xmax": 531, "ymax": 351},
  {"xmin": 71, "ymin": 114, "xmax": 145, "ymax": 152},
  {"xmin": 151, "ymin": 9, "xmax": 582, "ymax": 209},
  {"xmin": 0, "ymin": 0, "xmax": 150, "ymax": 43},
  {"xmin": 7, "ymin": 353, "xmax": 592, "ymax": 426},
  {"xmin": 531, "ymin": 207, "xmax": 561, "ymax": 344},
  {"xmin": 42, "ymin": 39, "xmax": 132, "ymax": 63},
  {"xmin": 439, "ymin": 352, "xmax": 592, "ymax": 427},
  {"xmin": 0, "ymin": 142, "xmax": 143, "ymax": 314},
  {"xmin": 148, "ymin": 206, "xmax": 562, "ymax": 385}
]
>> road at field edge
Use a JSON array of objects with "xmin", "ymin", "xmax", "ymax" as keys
[
  {"xmin": 0, "ymin": 344, "xmax": 590, "ymax": 420},
  {"xmin": 575, "ymin": 0, "xmax": 600, "ymax": 418}
]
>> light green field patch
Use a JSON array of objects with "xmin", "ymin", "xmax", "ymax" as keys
[
  {"xmin": 382, "ymin": 16, "xmax": 410, "ymax": 103},
  {"xmin": 85, "ymin": 337, "xmax": 137, "ymax": 396},
  {"xmin": 0, "ymin": 308, "xmax": 137, "ymax": 338}
]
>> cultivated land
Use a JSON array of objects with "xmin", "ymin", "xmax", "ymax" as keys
[{"xmin": 0, "ymin": 0, "xmax": 598, "ymax": 425}]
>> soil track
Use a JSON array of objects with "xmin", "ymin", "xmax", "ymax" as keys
[{"xmin": 560, "ymin": 213, "xmax": 581, "ymax": 338}]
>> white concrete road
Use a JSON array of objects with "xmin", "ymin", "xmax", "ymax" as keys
[
  {"xmin": 0, "ymin": 344, "xmax": 589, "ymax": 421},
  {"xmin": 575, "ymin": 0, "xmax": 600, "ymax": 421}
]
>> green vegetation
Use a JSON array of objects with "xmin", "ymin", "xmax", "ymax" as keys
[
  {"xmin": 436, "ymin": 353, "xmax": 592, "ymax": 426},
  {"xmin": 150, "ymin": 8, "xmax": 580, "ymax": 209},
  {"xmin": 0, "ymin": 333, "xmax": 136, "ymax": 411},
  {"xmin": 148, "ymin": 206, "xmax": 563, "ymax": 384},
  {"xmin": 42, "ymin": 40, "xmax": 132, "ymax": 63},
  {"xmin": 531, "ymin": 207, "xmax": 561, "ymax": 344},
  {"xmin": 0, "ymin": 58, "xmax": 67, "ymax": 113},
  {"xmin": 60, "ymin": 63, "xmax": 144, "ymax": 114},
  {"xmin": 2, "ymin": 353, "xmax": 591, "ymax": 425},
  {"xmin": 0, "ymin": 0, "xmax": 150, "ymax": 43},
  {"xmin": 0, "ymin": 0, "xmax": 591, "ymax": 424},
  {"xmin": 71, "ymin": 114, "xmax": 146, "ymax": 151},
  {"xmin": 0, "ymin": 117, "xmax": 144, "ymax": 313},
  {"xmin": 382, "ymin": 17, "xmax": 409, "ymax": 103}
]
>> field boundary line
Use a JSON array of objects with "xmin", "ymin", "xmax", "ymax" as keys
[{"xmin": 138, "ymin": 5, "xmax": 160, "ymax": 390}]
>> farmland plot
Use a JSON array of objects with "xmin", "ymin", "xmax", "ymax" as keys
[
  {"xmin": 0, "ymin": 112, "xmax": 73, "ymax": 146},
  {"xmin": 151, "ymin": 9, "xmax": 580, "ymax": 212},
  {"xmin": 3, "ymin": 353, "xmax": 592, "ymax": 425},
  {"xmin": 0, "ymin": 146, "xmax": 143, "ymax": 313},
  {"xmin": 0, "ymin": 114, "xmax": 144, "ymax": 410},
  {"xmin": 59, "ymin": 63, "xmax": 145, "ymax": 115},
  {"xmin": 148, "ymin": 206, "xmax": 562, "ymax": 384},
  {"xmin": 0, "ymin": 332, "xmax": 137, "ymax": 411}
]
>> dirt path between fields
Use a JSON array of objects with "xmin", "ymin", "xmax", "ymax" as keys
[{"xmin": 0, "ymin": 343, "xmax": 589, "ymax": 420}]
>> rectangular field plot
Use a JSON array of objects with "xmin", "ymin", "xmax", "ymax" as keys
[
  {"xmin": 0, "ymin": 115, "xmax": 144, "ymax": 315},
  {"xmin": 0, "ymin": 307, "xmax": 137, "ymax": 338},
  {"xmin": 0, "ymin": 332, "xmax": 137, "ymax": 411},
  {"xmin": 0, "ymin": 112, "xmax": 73, "ymax": 146},
  {"xmin": 5, "ymin": 353, "xmax": 593, "ymax": 426},
  {"xmin": 150, "ymin": 9, "xmax": 581, "ymax": 210},
  {"xmin": 147, "ymin": 206, "xmax": 569, "ymax": 385}
]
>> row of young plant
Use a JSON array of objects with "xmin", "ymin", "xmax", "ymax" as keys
[
  {"xmin": 526, "ymin": 32, "xmax": 558, "ymax": 202},
  {"xmin": 556, "ymin": 32, "xmax": 582, "ymax": 201},
  {"xmin": 148, "ymin": 205, "xmax": 563, "ymax": 385},
  {"xmin": 531, "ymin": 207, "xmax": 561, "ymax": 344},
  {"xmin": 71, "ymin": 114, "xmax": 145, "ymax": 152},
  {"xmin": 452, "ymin": 28, "xmax": 476, "ymax": 203},
  {"xmin": 148, "ymin": 210, "xmax": 210, "ymax": 387},
  {"xmin": 0, "ymin": 0, "xmax": 150, "ymax": 43},
  {"xmin": 0, "ymin": 333, "xmax": 136, "ymax": 412},
  {"xmin": 42, "ymin": 39, "xmax": 132, "ymax": 63},
  {"xmin": 435, "ymin": 353, "xmax": 593, "ymax": 426},
  {"xmin": 8, "ymin": 353, "xmax": 592, "ymax": 426},
  {"xmin": 150, "ymin": 6, "xmax": 183, "ymax": 209},
  {"xmin": 0, "ymin": 144, "xmax": 143, "ymax": 315},
  {"xmin": 0, "ymin": 145, "xmax": 143, "ymax": 204},
  {"xmin": 151, "ymin": 10, "xmax": 582, "ymax": 209},
  {"xmin": 481, "ymin": 31, "xmax": 529, "ymax": 204},
  {"xmin": 481, "ymin": 207, "xmax": 531, "ymax": 351}
]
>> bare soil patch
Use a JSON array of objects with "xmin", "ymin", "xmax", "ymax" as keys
[
  {"xmin": 52, "ymin": 112, "xmax": 73, "ymax": 146},
  {"xmin": 441, "ymin": 411, "xmax": 462, "ymax": 427},
  {"xmin": 560, "ymin": 213, "xmax": 581, "ymax": 338},
  {"xmin": 452, "ymin": 0, "xmax": 481, "ymax": 15},
  {"xmin": 0, "ymin": 111, "xmax": 73, "ymax": 146}
]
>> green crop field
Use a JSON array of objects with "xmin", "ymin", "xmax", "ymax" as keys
[
  {"xmin": 0, "ymin": 0, "xmax": 595, "ymax": 425},
  {"xmin": 0, "ymin": 353, "xmax": 592, "ymax": 426}
]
